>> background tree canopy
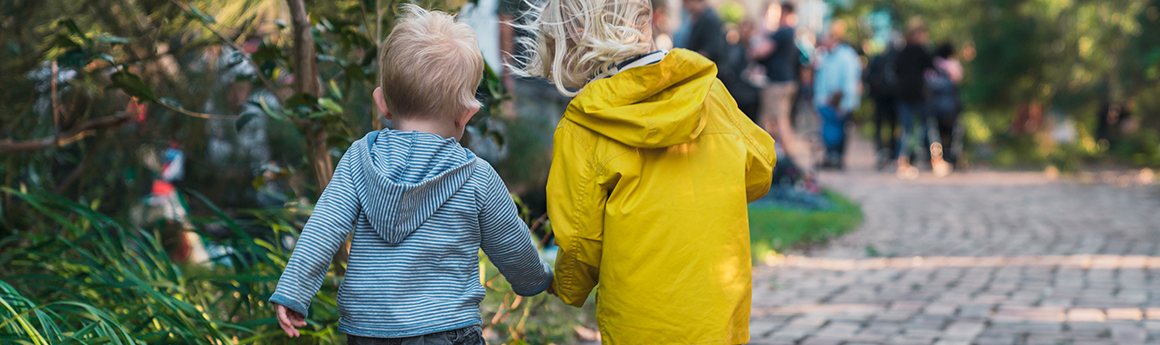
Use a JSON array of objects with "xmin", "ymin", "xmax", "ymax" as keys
[
  {"xmin": 834, "ymin": 0, "xmax": 1160, "ymax": 168},
  {"xmin": 0, "ymin": 0, "xmax": 506, "ymax": 228}
]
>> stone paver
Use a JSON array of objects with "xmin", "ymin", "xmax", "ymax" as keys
[{"xmin": 749, "ymin": 139, "xmax": 1160, "ymax": 345}]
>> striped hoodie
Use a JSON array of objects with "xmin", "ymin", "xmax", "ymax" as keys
[{"xmin": 270, "ymin": 130, "xmax": 553, "ymax": 338}]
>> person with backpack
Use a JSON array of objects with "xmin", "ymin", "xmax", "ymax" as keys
[
  {"xmin": 924, "ymin": 42, "xmax": 964, "ymax": 176},
  {"xmin": 863, "ymin": 36, "xmax": 902, "ymax": 171}
]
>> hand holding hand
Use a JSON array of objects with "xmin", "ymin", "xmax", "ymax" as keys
[{"xmin": 275, "ymin": 302, "xmax": 308, "ymax": 338}]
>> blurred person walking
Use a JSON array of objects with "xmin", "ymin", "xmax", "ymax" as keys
[
  {"xmin": 680, "ymin": 0, "xmax": 727, "ymax": 66},
  {"xmin": 723, "ymin": 20, "xmax": 762, "ymax": 122},
  {"xmin": 893, "ymin": 18, "xmax": 933, "ymax": 179},
  {"xmin": 925, "ymin": 42, "xmax": 964, "ymax": 175},
  {"xmin": 863, "ymin": 35, "xmax": 902, "ymax": 171},
  {"xmin": 813, "ymin": 21, "xmax": 862, "ymax": 170},
  {"xmin": 752, "ymin": 2, "xmax": 800, "ymax": 156}
]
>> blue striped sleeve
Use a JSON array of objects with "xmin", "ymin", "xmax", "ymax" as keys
[
  {"xmin": 270, "ymin": 149, "xmax": 361, "ymax": 317},
  {"xmin": 477, "ymin": 167, "xmax": 553, "ymax": 296}
]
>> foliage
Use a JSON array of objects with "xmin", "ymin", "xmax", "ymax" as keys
[
  {"xmin": 0, "ymin": 188, "xmax": 344, "ymax": 344},
  {"xmin": 479, "ymin": 257, "xmax": 597, "ymax": 344},
  {"xmin": 747, "ymin": 190, "xmax": 863, "ymax": 261},
  {"xmin": 835, "ymin": 0, "xmax": 1160, "ymax": 168},
  {"xmin": 0, "ymin": 187, "xmax": 595, "ymax": 344},
  {"xmin": 0, "ymin": 0, "xmax": 508, "ymax": 232}
]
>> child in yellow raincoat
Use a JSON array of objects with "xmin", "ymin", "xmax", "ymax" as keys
[{"xmin": 514, "ymin": 0, "xmax": 778, "ymax": 342}]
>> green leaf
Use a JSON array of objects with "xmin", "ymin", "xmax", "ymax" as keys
[
  {"xmin": 343, "ymin": 4, "xmax": 363, "ymax": 15},
  {"xmin": 251, "ymin": 174, "xmax": 266, "ymax": 191},
  {"xmin": 95, "ymin": 54, "xmax": 116, "ymax": 63},
  {"xmin": 251, "ymin": 43, "xmax": 285, "ymax": 65},
  {"xmin": 235, "ymin": 113, "xmax": 257, "ymax": 131},
  {"xmin": 284, "ymin": 93, "xmax": 318, "ymax": 109},
  {"xmin": 108, "ymin": 69, "xmax": 157, "ymax": 101},
  {"xmin": 488, "ymin": 131, "xmax": 505, "ymax": 148},
  {"xmin": 317, "ymin": 97, "xmax": 343, "ymax": 114},
  {"xmin": 57, "ymin": 19, "xmax": 90, "ymax": 47},
  {"xmin": 51, "ymin": 34, "xmax": 83, "ymax": 50},
  {"xmin": 56, "ymin": 49, "xmax": 90, "ymax": 69},
  {"xmin": 258, "ymin": 98, "xmax": 287, "ymax": 121},
  {"xmin": 187, "ymin": 4, "xmax": 217, "ymax": 24},
  {"xmin": 328, "ymin": 80, "xmax": 343, "ymax": 99}
]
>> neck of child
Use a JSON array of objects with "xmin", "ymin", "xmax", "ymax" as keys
[{"xmin": 393, "ymin": 118, "xmax": 461, "ymax": 141}]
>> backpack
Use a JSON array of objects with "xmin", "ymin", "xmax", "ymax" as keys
[
  {"xmin": 863, "ymin": 50, "xmax": 899, "ymax": 98},
  {"xmin": 925, "ymin": 68, "xmax": 961, "ymax": 124}
]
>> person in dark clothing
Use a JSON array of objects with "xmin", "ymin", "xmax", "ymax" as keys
[
  {"xmin": 893, "ymin": 19, "xmax": 932, "ymax": 178},
  {"xmin": 926, "ymin": 42, "xmax": 964, "ymax": 175},
  {"xmin": 752, "ymin": 2, "xmax": 800, "ymax": 156},
  {"xmin": 759, "ymin": 4, "xmax": 798, "ymax": 84},
  {"xmin": 863, "ymin": 40, "xmax": 901, "ymax": 171},
  {"xmin": 1096, "ymin": 96, "xmax": 1136, "ymax": 150},
  {"xmin": 681, "ymin": 0, "xmax": 726, "ymax": 65},
  {"xmin": 722, "ymin": 21, "xmax": 761, "ymax": 122}
]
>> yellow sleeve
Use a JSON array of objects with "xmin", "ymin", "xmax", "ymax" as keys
[
  {"xmin": 546, "ymin": 121, "xmax": 609, "ymax": 307},
  {"xmin": 737, "ymin": 107, "xmax": 777, "ymax": 202}
]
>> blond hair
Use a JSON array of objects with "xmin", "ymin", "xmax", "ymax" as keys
[
  {"xmin": 379, "ymin": 4, "xmax": 484, "ymax": 118},
  {"xmin": 512, "ymin": 0, "xmax": 653, "ymax": 96}
]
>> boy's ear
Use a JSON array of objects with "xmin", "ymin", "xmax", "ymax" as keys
[
  {"xmin": 457, "ymin": 105, "xmax": 481, "ymax": 128},
  {"xmin": 373, "ymin": 87, "xmax": 392, "ymax": 119}
]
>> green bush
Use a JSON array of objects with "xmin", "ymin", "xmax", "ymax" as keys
[
  {"xmin": 0, "ymin": 188, "xmax": 342, "ymax": 344},
  {"xmin": 0, "ymin": 188, "xmax": 595, "ymax": 344}
]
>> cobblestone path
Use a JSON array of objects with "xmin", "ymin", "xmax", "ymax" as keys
[{"xmin": 749, "ymin": 140, "xmax": 1160, "ymax": 345}]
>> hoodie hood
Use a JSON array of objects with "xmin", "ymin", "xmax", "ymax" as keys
[
  {"xmin": 565, "ymin": 49, "xmax": 716, "ymax": 148},
  {"xmin": 355, "ymin": 130, "xmax": 477, "ymax": 244}
]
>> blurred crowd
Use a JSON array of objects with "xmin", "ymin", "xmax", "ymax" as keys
[
  {"xmin": 455, "ymin": 0, "xmax": 971, "ymax": 188},
  {"xmin": 666, "ymin": 1, "xmax": 967, "ymax": 181}
]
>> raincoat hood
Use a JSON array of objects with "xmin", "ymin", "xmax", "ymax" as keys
[
  {"xmin": 355, "ymin": 130, "xmax": 476, "ymax": 244},
  {"xmin": 566, "ymin": 49, "xmax": 716, "ymax": 148}
]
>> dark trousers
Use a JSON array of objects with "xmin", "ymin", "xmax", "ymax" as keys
[
  {"xmin": 825, "ymin": 136, "xmax": 847, "ymax": 166},
  {"xmin": 347, "ymin": 325, "xmax": 484, "ymax": 345},
  {"xmin": 872, "ymin": 97, "xmax": 897, "ymax": 158}
]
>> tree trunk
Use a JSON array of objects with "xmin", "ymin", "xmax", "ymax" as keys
[
  {"xmin": 287, "ymin": 0, "xmax": 348, "ymax": 276},
  {"xmin": 286, "ymin": 0, "xmax": 332, "ymax": 191}
]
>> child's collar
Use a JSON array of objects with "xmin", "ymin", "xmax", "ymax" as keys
[{"xmin": 593, "ymin": 50, "xmax": 668, "ymax": 81}]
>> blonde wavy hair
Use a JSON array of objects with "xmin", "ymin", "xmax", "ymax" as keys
[{"xmin": 512, "ymin": 0, "xmax": 654, "ymax": 96}]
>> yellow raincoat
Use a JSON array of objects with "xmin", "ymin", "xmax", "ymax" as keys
[{"xmin": 547, "ymin": 49, "xmax": 777, "ymax": 344}]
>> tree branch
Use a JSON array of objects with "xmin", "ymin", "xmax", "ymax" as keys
[
  {"xmin": 0, "ymin": 112, "xmax": 133, "ymax": 154},
  {"xmin": 286, "ymin": 0, "xmax": 331, "ymax": 189},
  {"xmin": 155, "ymin": 101, "xmax": 237, "ymax": 120},
  {"xmin": 286, "ymin": 0, "xmax": 321, "ymax": 97}
]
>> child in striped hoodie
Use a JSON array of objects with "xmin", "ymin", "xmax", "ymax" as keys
[{"xmin": 269, "ymin": 5, "xmax": 552, "ymax": 344}]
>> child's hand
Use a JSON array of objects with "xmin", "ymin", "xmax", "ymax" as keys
[
  {"xmin": 274, "ymin": 302, "xmax": 308, "ymax": 338},
  {"xmin": 546, "ymin": 281, "xmax": 556, "ymax": 295}
]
